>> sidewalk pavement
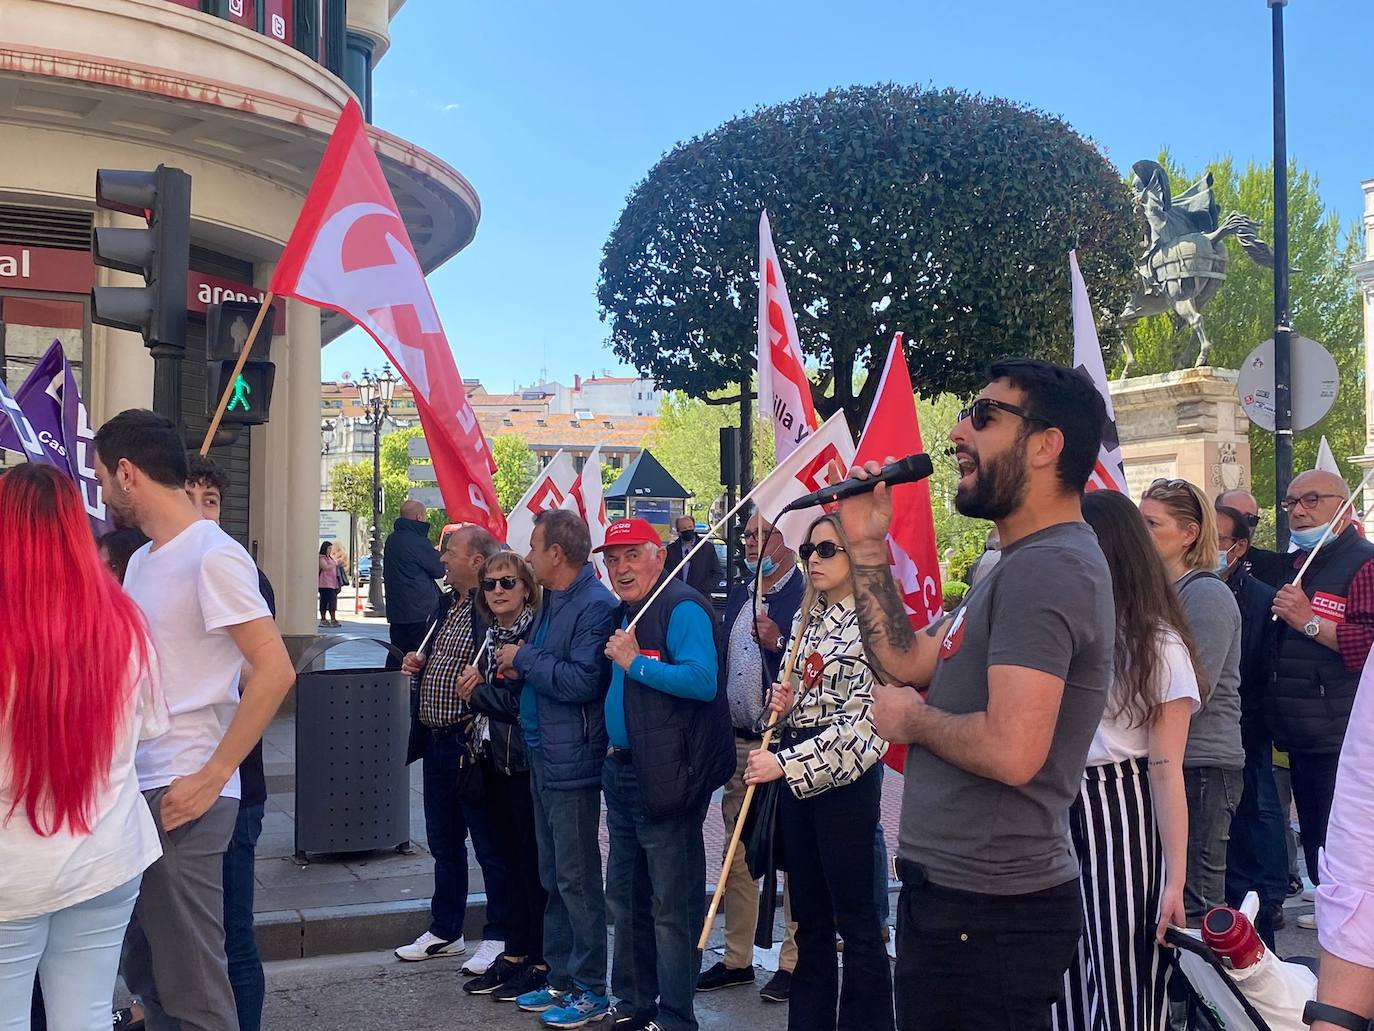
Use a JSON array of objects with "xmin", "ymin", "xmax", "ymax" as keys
[{"xmin": 257, "ymin": 608, "xmax": 905, "ymax": 960}]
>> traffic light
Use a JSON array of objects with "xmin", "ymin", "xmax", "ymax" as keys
[
  {"xmin": 90, "ymin": 166, "xmax": 191, "ymax": 348},
  {"xmin": 208, "ymin": 359, "xmax": 276, "ymax": 426},
  {"xmin": 207, "ymin": 299, "xmax": 277, "ymax": 361}
]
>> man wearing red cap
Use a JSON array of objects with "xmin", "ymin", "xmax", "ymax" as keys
[{"xmin": 598, "ymin": 519, "xmax": 734, "ymax": 1031}]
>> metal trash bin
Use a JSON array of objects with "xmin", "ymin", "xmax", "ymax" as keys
[{"xmin": 292, "ymin": 636, "xmax": 410, "ymax": 863}]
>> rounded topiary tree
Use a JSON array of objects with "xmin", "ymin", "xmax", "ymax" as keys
[{"xmin": 599, "ymin": 84, "xmax": 1137, "ymax": 422}]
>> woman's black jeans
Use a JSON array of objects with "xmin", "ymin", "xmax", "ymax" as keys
[{"xmin": 778, "ymin": 757, "xmax": 894, "ymax": 1031}]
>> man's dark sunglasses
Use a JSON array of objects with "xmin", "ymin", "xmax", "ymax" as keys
[
  {"xmin": 799, "ymin": 541, "xmax": 847, "ymax": 561},
  {"xmin": 481, "ymin": 576, "xmax": 520, "ymax": 591},
  {"xmin": 957, "ymin": 397, "xmax": 1053, "ymax": 432}
]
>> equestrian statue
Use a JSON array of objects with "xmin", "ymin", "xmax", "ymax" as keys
[{"xmin": 1117, "ymin": 159, "xmax": 1275, "ymax": 377}]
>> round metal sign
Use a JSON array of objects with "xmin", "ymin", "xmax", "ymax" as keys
[{"xmin": 1236, "ymin": 336, "xmax": 1339, "ymax": 432}]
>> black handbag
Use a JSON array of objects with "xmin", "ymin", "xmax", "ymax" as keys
[{"xmin": 742, "ymin": 775, "xmax": 784, "ymax": 950}]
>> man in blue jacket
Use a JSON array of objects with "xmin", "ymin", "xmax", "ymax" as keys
[
  {"xmin": 496, "ymin": 509, "xmax": 619, "ymax": 1027},
  {"xmin": 600, "ymin": 518, "xmax": 734, "ymax": 1031},
  {"xmin": 384, "ymin": 500, "xmax": 445, "ymax": 667},
  {"xmin": 697, "ymin": 512, "xmax": 803, "ymax": 1002}
]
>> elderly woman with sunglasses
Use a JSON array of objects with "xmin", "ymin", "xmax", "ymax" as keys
[
  {"xmin": 743, "ymin": 513, "xmax": 894, "ymax": 1031},
  {"xmin": 455, "ymin": 552, "xmax": 552, "ymax": 1001},
  {"xmin": 1139, "ymin": 478, "xmax": 1244, "ymax": 927}
]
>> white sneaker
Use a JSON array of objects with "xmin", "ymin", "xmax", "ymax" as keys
[
  {"xmin": 394, "ymin": 931, "xmax": 466, "ymax": 961},
  {"xmin": 1297, "ymin": 913, "xmax": 1318, "ymax": 930},
  {"xmin": 1302, "ymin": 886, "xmax": 1316, "ymax": 902},
  {"xmin": 461, "ymin": 939, "xmax": 505, "ymax": 975}
]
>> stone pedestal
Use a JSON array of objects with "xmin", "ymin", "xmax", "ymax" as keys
[{"xmin": 1109, "ymin": 367, "xmax": 1252, "ymax": 499}]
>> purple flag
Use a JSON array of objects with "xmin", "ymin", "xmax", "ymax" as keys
[
  {"xmin": 0, "ymin": 341, "xmax": 111, "ymax": 534},
  {"xmin": 0, "ymin": 342, "xmax": 67, "ymax": 465},
  {"xmin": 0, "ymin": 375, "xmax": 60, "ymax": 469},
  {"xmin": 62, "ymin": 358, "xmax": 112, "ymax": 534}
]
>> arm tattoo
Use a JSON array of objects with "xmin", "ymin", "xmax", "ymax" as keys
[{"xmin": 852, "ymin": 562, "xmax": 916, "ymax": 682}]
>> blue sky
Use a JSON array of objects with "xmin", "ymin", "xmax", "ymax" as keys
[{"xmin": 321, "ymin": 0, "xmax": 1372, "ymax": 389}]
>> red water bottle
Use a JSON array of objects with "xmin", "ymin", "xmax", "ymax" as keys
[{"xmin": 1202, "ymin": 905, "xmax": 1266, "ymax": 970}]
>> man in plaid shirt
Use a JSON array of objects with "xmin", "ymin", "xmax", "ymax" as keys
[
  {"xmin": 394, "ymin": 525, "xmax": 513, "ymax": 966},
  {"xmin": 1270, "ymin": 470, "xmax": 1374, "ymax": 932}
]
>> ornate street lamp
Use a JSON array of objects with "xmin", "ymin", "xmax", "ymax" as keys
[{"xmin": 358, "ymin": 364, "xmax": 397, "ymax": 616}]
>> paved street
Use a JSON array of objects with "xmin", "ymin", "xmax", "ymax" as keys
[{"xmin": 262, "ymin": 946, "xmax": 789, "ymax": 1030}]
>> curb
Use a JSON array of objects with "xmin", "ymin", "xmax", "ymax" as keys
[{"xmin": 256, "ymin": 896, "xmax": 490, "ymax": 961}]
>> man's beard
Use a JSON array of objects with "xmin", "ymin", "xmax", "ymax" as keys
[
  {"xmin": 955, "ymin": 435, "xmax": 1030, "ymax": 521},
  {"xmin": 106, "ymin": 491, "xmax": 137, "ymax": 530}
]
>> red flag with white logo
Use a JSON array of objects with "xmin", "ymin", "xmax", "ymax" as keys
[
  {"xmin": 856, "ymin": 334, "xmax": 942, "ymax": 774},
  {"xmin": 1070, "ymin": 251, "xmax": 1126, "ymax": 494},
  {"xmin": 506, "ymin": 450, "xmax": 578, "ymax": 554},
  {"xmin": 270, "ymin": 100, "xmax": 505, "ymax": 538},
  {"xmin": 749, "ymin": 412, "xmax": 855, "ymax": 549},
  {"xmin": 757, "ymin": 211, "xmax": 818, "ymax": 463}
]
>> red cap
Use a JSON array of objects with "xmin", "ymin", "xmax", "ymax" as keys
[{"xmin": 595, "ymin": 518, "xmax": 663, "ymax": 553}]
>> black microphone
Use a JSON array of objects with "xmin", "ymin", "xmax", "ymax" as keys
[{"xmin": 778, "ymin": 453, "xmax": 934, "ymax": 514}]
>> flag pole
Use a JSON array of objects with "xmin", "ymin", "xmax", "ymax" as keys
[
  {"xmin": 199, "ymin": 292, "xmax": 274, "ymax": 456},
  {"xmin": 697, "ymin": 625, "xmax": 806, "ymax": 952},
  {"xmin": 627, "ymin": 475, "xmax": 772, "ymax": 632}
]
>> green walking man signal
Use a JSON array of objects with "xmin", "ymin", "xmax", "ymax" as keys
[{"xmin": 209, "ymin": 359, "xmax": 275, "ymax": 426}]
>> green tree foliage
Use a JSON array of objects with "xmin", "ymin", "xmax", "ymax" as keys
[
  {"xmin": 916, "ymin": 393, "xmax": 994, "ymax": 578},
  {"xmin": 490, "ymin": 434, "xmax": 539, "ymax": 513},
  {"xmin": 1118, "ymin": 153, "xmax": 1364, "ymax": 507},
  {"xmin": 329, "ymin": 461, "xmax": 372, "ymax": 527},
  {"xmin": 646, "ymin": 393, "xmax": 775, "ymax": 521},
  {"xmin": 601, "ymin": 462, "xmax": 621, "ymax": 493},
  {"xmin": 599, "ymin": 84, "xmax": 1136, "ymax": 428}
]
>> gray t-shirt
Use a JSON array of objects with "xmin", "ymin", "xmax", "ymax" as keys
[
  {"xmin": 1176, "ymin": 572, "xmax": 1245, "ymax": 770},
  {"xmin": 899, "ymin": 520, "xmax": 1114, "ymax": 895}
]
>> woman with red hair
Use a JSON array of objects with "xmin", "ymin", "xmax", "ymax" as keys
[{"xmin": 0, "ymin": 464, "xmax": 167, "ymax": 1029}]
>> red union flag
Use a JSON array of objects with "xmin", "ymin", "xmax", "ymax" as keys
[
  {"xmin": 757, "ymin": 211, "xmax": 818, "ymax": 463},
  {"xmin": 505, "ymin": 450, "xmax": 577, "ymax": 555},
  {"xmin": 270, "ymin": 99, "xmax": 505, "ymax": 537},
  {"xmin": 1070, "ymin": 251, "xmax": 1126, "ymax": 494},
  {"xmin": 856, "ymin": 334, "xmax": 942, "ymax": 775},
  {"xmin": 750, "ymin": 412, "xmax": 855, "ymax": 549}
]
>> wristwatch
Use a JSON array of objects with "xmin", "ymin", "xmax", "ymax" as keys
[
  {"xmin": 1303, "ymin": 1000, "xmax": 1374, "ymax": 1030},
  {"xmin": 1304, "ymin": 615, "xmax": 1323, "ymax": 638},
  {"xmin": 774, "ymin": 634, "xmax": 786, "ymax": 653}
]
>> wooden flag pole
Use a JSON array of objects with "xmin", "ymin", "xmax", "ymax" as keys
[
  {"xmin": 199, "ymin": 291, "xmax": 274, "ymax": 456},
  {"xmin": 697, "ymin": 624, "xmax": 806, "ymax": 952}
]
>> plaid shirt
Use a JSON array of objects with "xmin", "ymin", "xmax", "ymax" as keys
[{"xmin": 419, "ymin": 597, "xmax": 476, "ymax": 729}]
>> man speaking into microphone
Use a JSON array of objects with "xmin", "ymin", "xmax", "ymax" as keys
[{"xmin": 835, "ymin": 359, "xmax": 1115, "ymax": 1031}]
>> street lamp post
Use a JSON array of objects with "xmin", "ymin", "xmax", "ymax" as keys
[
  {"xmin": 358, "ymin": 365, "xmax": 397, "ymax": 617},
  {"xmin": 1270, "ymin": 0, "xmax": 1293, "ymax": 550}
]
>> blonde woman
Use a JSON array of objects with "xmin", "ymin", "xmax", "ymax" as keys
[
  {"xmin": 1140, "ymin": 477, "xmax": 1243, "ymax": 923},
  {"xmin": 744, "ymin": 513, "xmax": 893, "ymax": 1031}
]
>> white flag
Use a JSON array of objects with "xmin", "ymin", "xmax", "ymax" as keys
[
  {"xmin": 562, "ymin": 445, "xmax": 610, "ymax": 579},
  {"xmin": 750, "ymin": 412, "xmax": 856, "ymax": 549},
  {"xmin": 1070, "ymin": 250, "xmax": 1127, "ymax": 493},
  {"xmin": 1316, "ymin": 436, "xmax": 1340, "ymax": 475},
  {"xmin": 757, "ymin": 211, "xmax": 818, "ymax": 463},
  {"xmin": 505, "ymin": 450, "xmax": 577, "ymax": 555}
]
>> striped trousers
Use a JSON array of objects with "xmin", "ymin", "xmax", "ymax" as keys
[{"xmin": 1051, "ymin": 758, "xmax": 1170, "ymax": 1031}]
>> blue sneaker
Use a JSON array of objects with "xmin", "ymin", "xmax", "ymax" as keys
[
  {"xmin": 540, "ymin": 988, "xmax": 612, "ymax": 1028},
  {"xmin": 516, "ymin": 983, "xmax": 564, "ymax": 1012}
]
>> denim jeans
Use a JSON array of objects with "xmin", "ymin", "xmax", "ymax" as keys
[
  {"xmin": 1225, "ymin": 737, "xmax": 1289, "ymax": 945},
  {"xmin": 0, "ymin": 876, "xmax": 141, "ymax": 1031},
  {"xmin": 530, "ymin": 749, "xmax": 607, "ymax": 994},
  {"xmin": 1183, "ymin": 766, "xmax": 1243, "ymax": 923},
  {"xmin": 224, "ymin": 802, "xmax": 265, "ymax": 1031},
  {"xmin": 603, "ymin": 755, "xmax": 708, "ymax": 1031},
  {"xmin": 421, "ymin": 728, "xmax": 512, "ymax": 941},
  {"xmin": 894, "ymin": 863, "xmax": 1081, "ymax": 1031}
]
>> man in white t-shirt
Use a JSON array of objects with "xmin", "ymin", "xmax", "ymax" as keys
[{"xmin": 94, "ymin": 410, "xmax": 294, "ymax": 1031}]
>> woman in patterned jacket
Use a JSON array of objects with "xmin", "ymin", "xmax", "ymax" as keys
[{"xmin": 744, "ymin": 513, "xmax": 894, "ymax": 1031}]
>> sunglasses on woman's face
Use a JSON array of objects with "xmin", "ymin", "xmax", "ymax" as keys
[
  {"xmin": 799, "ymin": 540, "xmax": 847, "ymax": 561},
  {"xmin": 481, "ymin": 576, "xmax": 520, "ymax": 592}
]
